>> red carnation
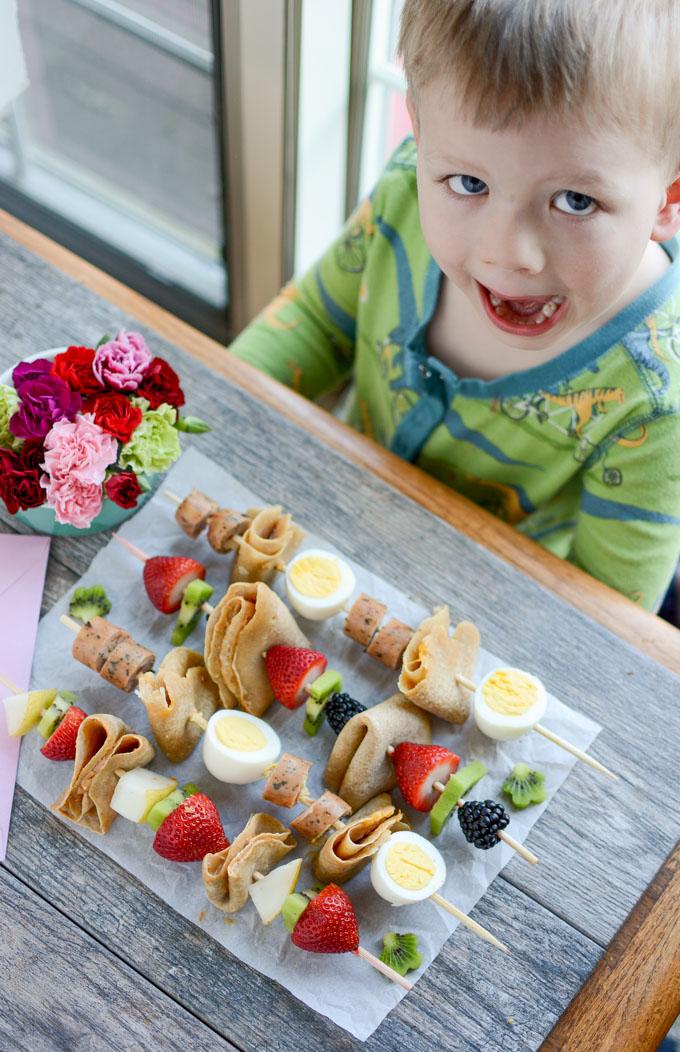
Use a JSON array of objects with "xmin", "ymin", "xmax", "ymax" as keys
[
  {"xmin": 105, "ymin": 471, "xmax": 143, "ymax": 509},
  {"xmin": 137, "ymin": 356, "xmax": 185, "ymax": 409},
  {"xmin": 52, "ymin": 346, "xmax": 102, "ymax": 395},
  {"xmin": 83, "ymin": 391, "xmax": 143, "ymax": 444},
  {"xmin": 0, "ymin": 445, "xmax": 46, "ymax": 515}
]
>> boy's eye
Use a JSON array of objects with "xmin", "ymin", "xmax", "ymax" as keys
[
  {"xmin": 553, "ymin": 190, "xmax": 597, "ymax": 216},
  {"xmin": 447, "ymin": 174, "xmax": 489, "ymax": 196}
]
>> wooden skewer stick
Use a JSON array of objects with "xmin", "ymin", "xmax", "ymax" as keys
[
  {"xmin": 251, "ymin": 871, "xmax": 412, "ymax": 989},
  {"xmin": 0, "ymin": 672, "xmax": 20, "ymax": 693},
  {"xmin": 426, "ymin": 773, "xmax": 540, "ymax": 866},
  {"xmin": 453, "ymin": 675, "xmax": 617, "ymax": 779},
  {"xmin": 59, "ymin": 615, "xmax": 208, "ymax": 730},
  {"xmin": 429, "ymin": 892, "xmax": 509, "ymax": 953},
  {"xmin": 532, "ymin": 723, "xmax": 618, "ymax": 780},
  {"xmin": 164, "ymin": 489, "xmax": 182, "ymax": 504}
]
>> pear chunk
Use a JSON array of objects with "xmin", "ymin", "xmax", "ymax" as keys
[
  {"xmin": 3, "ymin": 689, "xmax": 58, "ymax": 737},
  {"xmin": 249, "ymin": 858, "xmax": 303, "ymax": 924},
  {"xmin": 111, "ymin": 768, "xmax": 178, "ymax": 823}
]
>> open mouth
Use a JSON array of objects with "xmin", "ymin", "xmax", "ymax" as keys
[{"xmin": 477, "ymin": 281, "xmax": 567, "ymax": 336}]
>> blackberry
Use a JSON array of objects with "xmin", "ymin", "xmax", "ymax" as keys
[
  {"xmin": 458, "ymin": 799, "xmax": 509, "ymax": 850},
  {"xmin": 325, "ymin": 692, "xmax": 366, "ymax": 735}
]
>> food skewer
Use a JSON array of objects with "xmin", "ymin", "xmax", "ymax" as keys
[{"xmin": 386, "ymin": 745, "xmax": 539, "ymax": 866}]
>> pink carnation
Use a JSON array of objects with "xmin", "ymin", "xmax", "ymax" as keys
[
  {"xmin": 41, "ymin": 474, "xmax": 103, "ymax": 528},
  {"xmin": 93, "ymin": 330, "xmax": 152, "ymax": 391},
  {"xmin": 42, "ymin": 413, "xmax": 118, "ymax": 486}
]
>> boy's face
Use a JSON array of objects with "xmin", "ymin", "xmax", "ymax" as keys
[{"xmin": 410, "ymin": 78, "xmax": 680, "ymax": 350}]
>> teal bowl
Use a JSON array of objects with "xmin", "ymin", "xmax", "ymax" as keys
[{"xmin": 1, "ymin": 347, "xmax": 157, "ymax": 537}]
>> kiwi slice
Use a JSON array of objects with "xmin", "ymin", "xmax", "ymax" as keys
[
  {"xmin": 502, "ymin": 763, "xmax": 546, "ymax": 809},
  {"xmin": 36, "ymin": 695, "xmax": 73, "ymax": 741},
  {"xmin": 171, "ymin": 580, "xmax": 214, "ymax": 646},
  {"xmin": 379, "ymin": 932, "xmax": 422, "ymax": 976},
  {"xmin": 282, "ymin": 892, "xmax": 311, "ymax": 933},
  {"xmin": 145, "ymin": 783, "xmax": 198, "ymax": 832},
  {"xmin": 303, "ymin": 668, "xmax": 342, "ymax": 737},
  {"xmin": 430, "ymin": 760, "xmax": 487, "ymax": 836}
]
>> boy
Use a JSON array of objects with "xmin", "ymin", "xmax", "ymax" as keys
[{"xmin": 230, "ymin": 0, "xmax": 680, "ymax": 614}]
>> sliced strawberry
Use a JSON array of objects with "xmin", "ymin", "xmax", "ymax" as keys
[
  {"xmin": 143, "ymin": 555, "xmax": 206, "ymax": 614},
  {"xmin": 152, "ymin": 792, "xmax": 229, "ymax": 862},
  {"xmin": 40, "ymin": 706, "xmax": 87, "ymax": 761},
  {"xmin": 391, "ymin": 742, "xmax": 460, "ymax": 812},
  {"xmin": 265, "ymin": 646, "xmax": 327, "ymax": 709},
  {"xmin": 292, "ymin": 884, "xmax": 359, "ymax": 954}
]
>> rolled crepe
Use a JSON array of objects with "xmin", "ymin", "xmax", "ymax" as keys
[
  {"xmin": 398, "ymin": 607, "xmax": 480, "ymax": 723},
  {"xmin": 53, "ymin": 714, "xmax": 154, "ymax": 834},
  {"xmin": 202, "ymin": 813, "xmax": 296, "ymax": 913},
  {"xmin": 138, "ymin": 647, "xmax": 221, "ymax": 762},
  {"xmin": 204, "ymin": 581, "xmax": 308, "ymax": 715},
  {"xmin": 230, "ymin": 505, "xmax": 304, "ymax": 585},
  {"xmin": 324, "ymin": 694, "xmax": 431, "ymax": 810},
  {"xmin": 313, "ymin": 793, "xmax": 408, "ymax": 884}
]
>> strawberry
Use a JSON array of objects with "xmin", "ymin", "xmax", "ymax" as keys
[
  {"xmin": 391, "ymin": 742, "xmax": 460, "ymax": 812},
  {"xmin": 152, "ymin": 792, "xmax": 229, "ymax": 862},
  {"xmin": 143, "ymin": 555, "xmax": 206, "ymax": 614},
  {"xmin": 40, "ymin": 706, "xmax": 87, "ymax": 761},
  {"xmin": 291, "ymin": 884, "xmax": 359, "ymax": 954},
  {"xmin": 265, "ymin": 646, "xmax": 327, "ymax": 709}
]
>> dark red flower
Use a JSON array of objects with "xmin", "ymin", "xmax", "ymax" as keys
[
  {"xmin": 105, "ymin": 471, "xmax": 143, "ymax": 509},
  {"xmin": 137, "ymin": 356, "xmax": 185, "ymax": 409},
  {"xmin": 52, "ymin": 346, "xmax": 102, "ymax": 395},
  {"xmin": 0, "ymin": 446, "xmax": 46, "ymax": 514},
  {"xmin": 83, "ymin": 391, "xmax": 143, "ymax": 444}
]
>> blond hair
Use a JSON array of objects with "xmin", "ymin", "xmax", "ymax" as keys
[{"xmin": 399, "ymin": 0, "xmax": 680, "ymax": 178}]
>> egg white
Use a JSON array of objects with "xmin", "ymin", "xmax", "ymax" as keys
[
  {"xmin": 473, "ymin": 666, "xmax": 547, "ymax": 741},
  {"xmin": 202, "ymin": 711, "xmax": 281, "ymax": 784},
  {"xmin": 370, "ymin": 831, "xmax": 446, "ymax": 906},
  {"xmin": 285, "ymin": 548, "xmax": 356, "ymax": 621}
]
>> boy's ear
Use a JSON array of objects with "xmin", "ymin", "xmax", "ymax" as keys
[
  {"xmin": 406, "ymin": 91, "xmax": 419, "ymax": 144},
  {"xmin": 651, "ymin": 174, "xmax": 680, "ymax": 241}
]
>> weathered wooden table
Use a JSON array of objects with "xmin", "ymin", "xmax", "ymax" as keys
[{"xmin": 1, "ymin": 211, "xmax": 679, "ymax": 1052}]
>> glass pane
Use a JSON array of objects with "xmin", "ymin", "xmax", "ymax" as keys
[{"xmin": 0, "ymin": 0, "xmax": 226, "ymax": 311}]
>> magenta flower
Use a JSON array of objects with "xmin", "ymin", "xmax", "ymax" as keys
[
  {"xmin": 41, "ymin": 413, "xmax": 117, "ymax": 486},
  {"xmin": 9, "ymin": 372, "xmax": 82, "ymax": 440},
  {"xmin": 12, "ymin": 358, "xmax": 55, "ymax": 387},
  {"xmin": 41, "ymin": 473, "xmax": 104, "ymax": 528},
  {"xmin": 93, "ymin": 330, "xmax": 153, "ymax": 391}
]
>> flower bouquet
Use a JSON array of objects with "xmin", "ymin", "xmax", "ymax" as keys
[{"xmin": 0, "ymin": 331, "xmax": 209, "ymax": 536}]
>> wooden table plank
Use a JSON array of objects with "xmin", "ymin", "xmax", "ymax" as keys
[
  {"xmin": 1, "ymin": 210, "xmax": 679, "ymax": 678},
  {"xmin": 4, "ymin": 788, "xmax": 601, "ymax": 1052},
  {"xmin": 0, "ymin": 863, "xmax": 235, "ymax": 1051}
]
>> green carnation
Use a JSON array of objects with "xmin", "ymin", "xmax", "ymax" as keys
[
  {"xmin": 119, "ymin": 402, "xmax": 180, "ymax": 476},
  {"xmin": 0, "ymin": 384, "xmax": 19, "ymax": 448}
]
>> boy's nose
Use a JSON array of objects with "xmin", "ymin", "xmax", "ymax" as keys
[{"xmin": 479, "ymin": 208, "xmax": 545, "ymax": 276}]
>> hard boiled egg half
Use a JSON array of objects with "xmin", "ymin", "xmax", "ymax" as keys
[
  {"xmin": 473, "ymin": 666, "xmax": 547, "ymax": 741},
  {"xmin": 371, "ymin": 831, "xmax": 446, "ymax": 906},
  {"xmin": 285, "ymin": 548, "xmax": 356, "ymax": 621},
  {"xmin": 202, "ymin": 710, "xmax": 281, "ymax": 784}
]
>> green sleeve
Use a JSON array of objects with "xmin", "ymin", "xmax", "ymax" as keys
[
  {"xmin": 569, "ymin": 412, "xmax": 680, "ymax": 610},
  {"xmin": 228, "ymin": 195, "xmax": 376, "ymax": 400}
]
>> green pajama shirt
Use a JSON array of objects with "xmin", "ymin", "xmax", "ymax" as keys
[{"xmin": 230, "ymin": 138, "xmax": 680, "ymax": 612}]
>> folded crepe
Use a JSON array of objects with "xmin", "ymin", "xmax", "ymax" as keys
[
  {"xmin": 324, "ymin": 694, "xmax": 431, "ymax": 810},
  {"xmin": 53, "ymin": 713, "xmax": 154, "ymax": 834},
  {"xmin": 230, "ymin": 505, "xmax": 304, "ymax": 585},
  {"xmin": 204, "ymin": 581, "xmax": 308, "ymax": 715},
  {"xmin": 314, "ymin": 793, "xmax": 408, "ymax": 884},
  {"xmin": 202, "ymin": 813, "xmax": 296, "ymax": 913},
  {"xmin": 398, "ymin": 607, "xmax": 480, "ymax": 723},
  {"xmin": 138, "ymin": 647, "xmax": 221, "ymax": 762}
]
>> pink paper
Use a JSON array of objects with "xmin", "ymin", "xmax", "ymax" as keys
[{"xmin": 0, "ymin": 534, "xmax": 50, "ymax": 860}]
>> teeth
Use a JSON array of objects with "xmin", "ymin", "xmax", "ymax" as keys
[
  {"xmin": 489, "ymin": 293, "xmax": 501, "ymax": 306},
  {"xmin": 489, "ymin": 291, "xmax": 565, "ymax": 324}
]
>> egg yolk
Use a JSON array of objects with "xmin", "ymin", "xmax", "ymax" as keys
[
  {"xmin": 215, "ymin": 715, "xmax": 267, "ymax": 752},
  {"xmin": 385, "ymin": 842, "xmax": 436, "ymax": 890},
  {"xmin": 482, "ymin": 669, "xmax": 539, "ymax": 716},
  {"xmin": 289, "ymin": 555, "xmax": 341, "ymax": 598}
]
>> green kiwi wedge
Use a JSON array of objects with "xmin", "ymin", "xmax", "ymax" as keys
[
  {"xmin": 379, "ymin": 932, "xmax": 422, "ymax": 976},
  {"xmin": 303, "ymin": 669, "xmax": 342, "ymax": 736},
  {"xmin": 502, "ymin": 763, "xmax": 546, "ymax": 808},
  {"xmin": 430, "ymin": 760, "xmax": 487, "ymax": 836}
]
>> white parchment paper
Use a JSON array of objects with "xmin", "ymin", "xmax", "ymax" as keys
[{"xmin": 20, "ymin": 448, "xmax": 601, "ymax": 1041}]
